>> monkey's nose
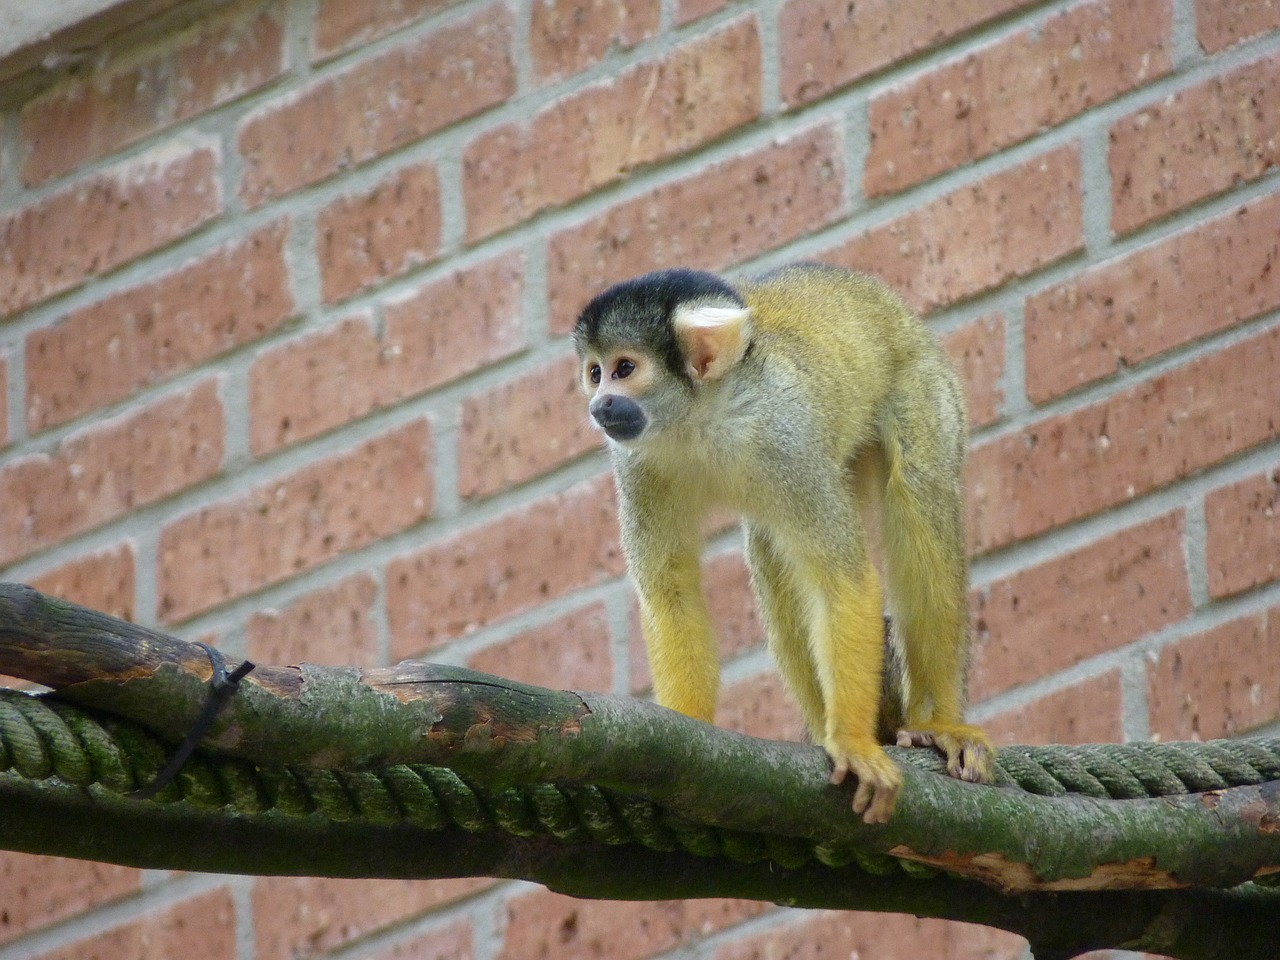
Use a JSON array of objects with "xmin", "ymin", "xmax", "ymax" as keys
[{"xmin": 590, "ymin": 395, "xmax": 646, "ymax": 441}]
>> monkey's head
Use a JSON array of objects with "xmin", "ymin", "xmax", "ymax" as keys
[{"xmin": 573, "ymin": 269, "xmax": 752, "ymax": 446}]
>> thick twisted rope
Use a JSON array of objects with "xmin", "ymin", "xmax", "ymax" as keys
[
  {"xmin": 3, "ymin": 688, "xmax": 1279, "ymax": 877},
  {"xmin": 0, "ymin": 689, "xmax": 836, "ymax": 869}
]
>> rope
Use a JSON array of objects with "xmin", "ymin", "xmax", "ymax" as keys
[{"xmin": 2, "ymin": 690, "xmax": 1278, "ymax": 875}]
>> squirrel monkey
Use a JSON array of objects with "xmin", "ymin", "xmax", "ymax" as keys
[{"xmin": 573, "ymin": 263, "xmax": 994, "ymax": 824}]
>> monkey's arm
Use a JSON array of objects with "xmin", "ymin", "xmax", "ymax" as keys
[{"xmin": 616, "ymin": 466, "xmax": 720, "ymax": 724}]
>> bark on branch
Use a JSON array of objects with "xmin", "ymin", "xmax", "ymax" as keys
[{"xmin": 0, "ymin": 583, "xmax": 1277, "ymax": 960}]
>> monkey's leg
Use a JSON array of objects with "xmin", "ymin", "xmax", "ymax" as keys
[
  {"xmin": 795, "ymin": 541, "xmax": 902, "ymax": 824},
  {"xmin": 881, "ymin": 394, "xmax": 995, "ymax": 784},
  {"xmin": 745, "ymin": 526, "xmax": 826, "ymax": 738}
]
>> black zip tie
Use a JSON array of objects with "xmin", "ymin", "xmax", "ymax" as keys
[{"xmin": 130, "ymin": 642, "xmax": 255, "ymax": 801}]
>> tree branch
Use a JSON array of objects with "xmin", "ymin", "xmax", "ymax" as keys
[{"xmin": 1, "ymin": 582, "xmax": 1278, "ymax": 959}]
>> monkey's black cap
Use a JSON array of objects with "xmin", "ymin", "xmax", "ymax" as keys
[{"xmin": 573, "ymin": 269, "xmax": 745, "ymax": 382}]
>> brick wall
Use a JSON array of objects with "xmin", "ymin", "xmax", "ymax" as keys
[{"xmin": 0, "ymin": 1, "xmax": 1276, "ymax": 957}]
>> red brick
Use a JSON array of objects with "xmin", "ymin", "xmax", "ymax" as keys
[
  {"xmin": 250, "ymin": 312, "xmax": 385, "ymax": 455},
  {"xmin": 969, "ymin": 512, "xmax": 1191, "ymax": 701},
  {"xmin": 246, "ymin": 572, "xmax": 380, "ymax": 666},
  {"xmin": 0, "ymin": 354, "xmax": 7, "ymax": 448},
  {"xmin": 941, "ymin": 314, "xmax": 1005, "ymax": 429},
  {"xmin": 20, "ymin": 0, "xmax": 284, "ymax": 185},
  {"xmin": 531, "ymin": 0, "xmax": 660, "ymax": 83},
  {"xmin": 970, "ymin": 324, "xmax": 1280, "ymax": 553},
  {"xmin": 312, "ymin": 0, "xmax": 464, "ymax": 60},
  {"xmin": 468, "ymin": 602, "xmax": 614, "ymax": 692},
  {"xmin": 457, "ymin": 352, "xmax": 599, "ymax": 500},
  {"xmin": 27, "ymin": 543, "xmax": 136, "ymax": 621},
  {"xmin": 7, "ymin": 666, "xmax": 57, "ymax": 706},
  {"xmin": 500, "ymin": 888, "xmax": 765, "ymax": 960},
  {"xmin": 1111, "ymin": 54, "xmax": 1280, "ymax": 234},
  {"xmin": 1147, "ymin": 609, "xmax": 1280, "ymax": 740},
  {"xmin": 704, "ymin": 550, "xmax": 766, "ymax": 660},
  {"xmin": 827, "ymin": 145, "xmax": 1083, "ymax": 317},
  {"xmin": 0, "ymin": 853, "xmax": 140, "ymax": 947},
  {"xmin": 317, "ymin": 161, "xmax": 442, "ymax": 303},
  {"xmin": 1205, "ymin": 467, "xmax": 1280, "ymax": 599},
  {"xmin": 251, "ymin": 253, "xmax": 525, "ymax": 455},
  {"xmin": 238, "ymin": 4, "xmax": 514, "ymax": 206},
  {"xmin": 465, "ymin": 16, "xmax": 760, "ymax": 241},
  {"xmin": 381, "ymin": 251, "xmax": 527, "ymax": 395},
  {"xmin": 677, "ymin": 0, "xmax": 729, "ymax": 25},
  {"xmin": 547, "ymin": 125, "xmax": 848, "ymax": 331},
  {"xmin": 0, "ymin": 380, "xmax": 224, "ymax": 567},
  {"xmin": 1025, "ymin": 193, "xmax": 1280, "ymax": 403},
  {"xmin": 0, "ymin": 140, "xmax": 221, "ymax": 319},
  {"xmin": 388, "ymin": 473, "xmax": 623, "ymax": 658},
  {"xmin": 159, "ymin": 419, "xmax": 432, "ymax": 623},
  {"xmin": 34, "ymin": 888, "xmax": 235, "ymax": 960},
  {"xmin": 719, "ymin": 670, "xmax": 808, "ymax": 744},
  {"xmin": 23, "ymin": 69, "xmax": 162, "ymax": 188},
  {"xmin": 628, "ymin": 600, "xmax": 652, "ymax": 695},
  {"xmin": 363, "ymin": 919, "xmax": 473, "ymax": 960},
  {"xmin": 982, "ymin": 671, "xmax": 1125, "ymax": 746},
  {"xmin": 865, "ymin": 0, "xmax": 1172, "ymax": 196},
  {"xmin": 254, "ymin": 876, "xmax": 488, "ymax": 960},
  {"xmin": 715, "ymin": 909, "xmax": 1026, "ymax": 960},
  {"xmin": 780, "ymin": 0, "xmax": 1039, "ymax": 107},
  {"xmin": 27, "ymin": 221, "xmax": 294, "ymax": 433},
  {"xmin": 1197, "ymin": 0, "xmax": 1280, "ymax": 52}
]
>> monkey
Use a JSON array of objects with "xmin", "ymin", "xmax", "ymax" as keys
[{"xmin": 572, "ymin": 262, "xmax": 994, "ymax": 824}]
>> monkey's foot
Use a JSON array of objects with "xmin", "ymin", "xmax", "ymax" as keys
[
  {"xmin": 896, "ymin": 723, "xmax": 995, "ymax": 783},
  {"xmin": 825, "ymin": 740, "xmax": 902, "ymax": 825}
]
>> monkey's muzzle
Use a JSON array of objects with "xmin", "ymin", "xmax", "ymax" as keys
[{"xmin": 590, "ymin": 395, "xmax": 646, "ymax": 441}]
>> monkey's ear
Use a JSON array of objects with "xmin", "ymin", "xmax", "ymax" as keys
[{"xmin": 673, "ymin": 304, "xmax": 751, "ymax": 382}]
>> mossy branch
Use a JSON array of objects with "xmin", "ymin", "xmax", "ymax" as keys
[{"xmin": 1, "ymin": 582, "xmax": 1278, "ymax": 959}]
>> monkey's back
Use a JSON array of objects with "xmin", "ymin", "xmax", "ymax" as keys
[
  {"xmin": 735, "ymin": 263, "xmax": 961, "ymax": 456},
  {"xmin": 740, "ymin": 263, "xmax": 931, "ymax": 364}
]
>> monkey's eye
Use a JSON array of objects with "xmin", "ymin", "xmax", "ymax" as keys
[
  {"xmin": 614, "ymin": 359, "xmax": 636, "ymax": 379},
  {"xmin": 588, "ymin": 363, "xmax": 602, "ymax": 384}
]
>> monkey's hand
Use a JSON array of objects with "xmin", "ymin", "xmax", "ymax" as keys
[
  {"xmin": 826, "ymin": 739, "xmax": 902, "ymax": 825},
  {"xmin": 895, "ymin": 723, "xmax": 995, "ymax": 784}
]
